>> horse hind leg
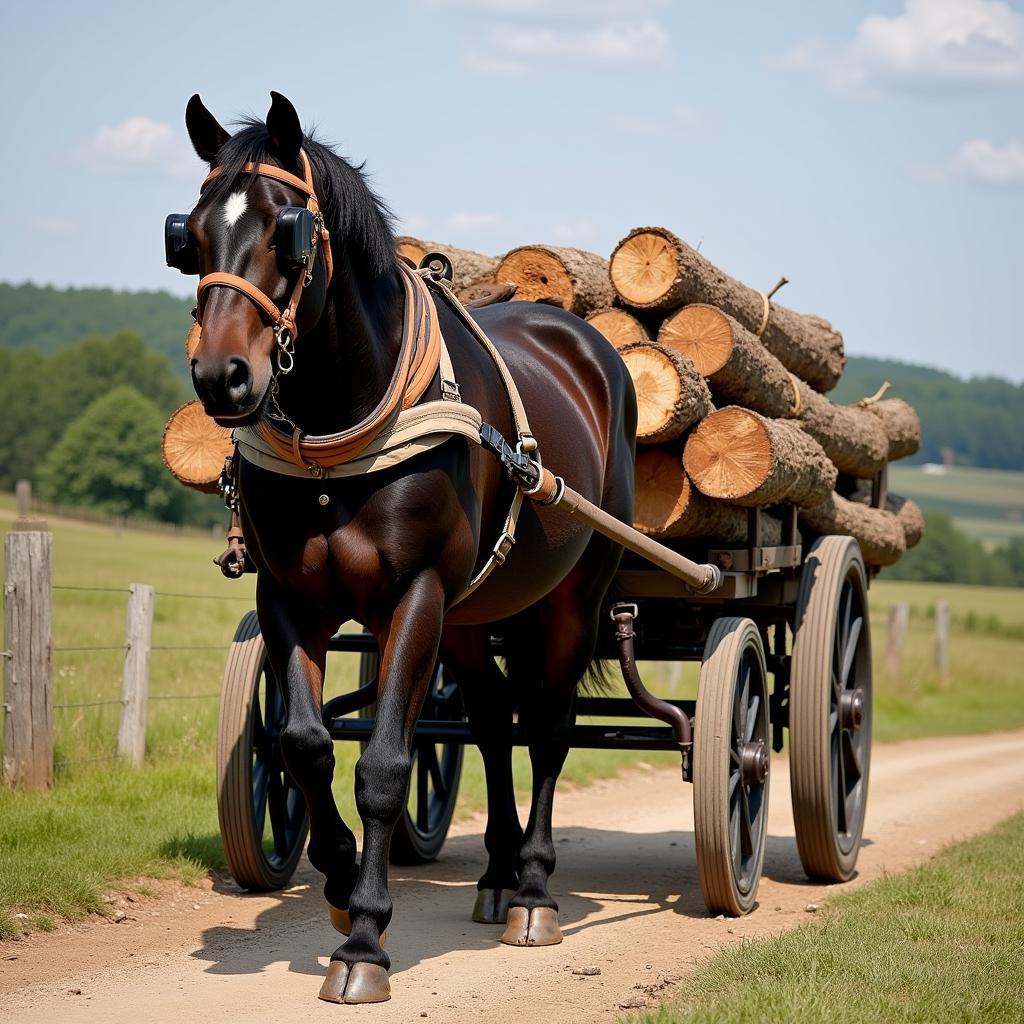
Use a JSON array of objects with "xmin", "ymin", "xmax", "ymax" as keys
[{"xmin": 456, "ymin": 646, "xmax": 524, "ymax": 924}]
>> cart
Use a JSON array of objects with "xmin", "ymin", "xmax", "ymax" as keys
[{"xmin": 215, "ymin": 497, "xmax": 874, "ymax": 917}]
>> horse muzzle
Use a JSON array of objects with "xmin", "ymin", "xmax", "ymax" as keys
[{"xmin": 191, "ymin": 354, "xmax": 266, "ymax": 424}]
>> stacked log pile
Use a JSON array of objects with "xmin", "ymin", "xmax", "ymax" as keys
[{"xmin": 400, "ymin": 229, "xmax": 924, "ymax": 569}]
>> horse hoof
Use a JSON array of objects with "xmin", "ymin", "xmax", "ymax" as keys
[
  {"xmin": 343, "ymin": 962, "xmax": 392, "ymax": 1004},
  {"xmin": 318, "ymin": 961, "xmax": 350, "ymax": 1003},
  {"xmin": 328, "ymin": 905, "xmax": 351, "ymax": 935},
  {"xmin": 327, "ymin": 905, "xmax": 386, "ymax": 945},
  {"xmin": 499, "ymin": 906, "xmax": 562, "ymax": 947},
  {"xmin": 472, "ymin": 888, "xmax": 515, "ymax": 924}
]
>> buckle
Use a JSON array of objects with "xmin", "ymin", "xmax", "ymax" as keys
[
  {"xmin": 440, "ymin": 378, "xmax": 461, "ymax": 402},
  {"xmin": 492, "ymin": 531, "xmax": 515, "ymax": 566}
]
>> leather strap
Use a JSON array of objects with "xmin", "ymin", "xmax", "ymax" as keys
[
  {"xmin": 254, "ymin": 263, "xmax": 443, "ymax": 473},
  {"xmin": 195, "ymin": 149, "xmax": 333, "ymax": 340}
]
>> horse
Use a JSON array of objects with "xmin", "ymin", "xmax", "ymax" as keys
[{"xmin": 178, "ymin": 91, "xmax": 636, "ymax": 1004}]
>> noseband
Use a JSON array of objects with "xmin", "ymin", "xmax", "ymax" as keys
[{"xmin": 195, "ymin": 149, "xmax": 334, "ymax": 372}]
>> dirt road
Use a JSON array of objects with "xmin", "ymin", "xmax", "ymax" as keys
[{"xmin": 3, "ymin": 731, "xmax": 1023, "ymax": 1023}]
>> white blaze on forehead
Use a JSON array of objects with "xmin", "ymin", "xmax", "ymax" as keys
[{"xmin": 222, "ymin": 191, "xmax": 248, "ymax": 228}]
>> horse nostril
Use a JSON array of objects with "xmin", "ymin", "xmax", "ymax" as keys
[{"xmin": 225, "ymin": 357, "xmax": 253, "ymax": 402}]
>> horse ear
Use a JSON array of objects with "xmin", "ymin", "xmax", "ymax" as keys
[
  {"xmin": 185, "ymin": 94, "xmax": 230, "ymax": 164},
  {"xmin": 266, "ymin": 92, "xmax": 303, "ymax": 166}
]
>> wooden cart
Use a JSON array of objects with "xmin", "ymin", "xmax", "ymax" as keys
[{"xmin": 214, "ymin": 500, "xmax": 873, "ymax": 918}]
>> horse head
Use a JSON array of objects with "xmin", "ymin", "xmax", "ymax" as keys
[{"xmin": 170, "ymin": 92, "xmax": 331, "ymax": 423}]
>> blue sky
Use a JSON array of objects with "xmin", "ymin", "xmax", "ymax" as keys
[{"xmin": 2, "ymin": 0, "xmax": 1022, "ymax": 381}]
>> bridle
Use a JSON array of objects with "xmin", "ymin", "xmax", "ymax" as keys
[{"xmin": 195, "ymin": 149, "xmax": 334, "ymax": 374}]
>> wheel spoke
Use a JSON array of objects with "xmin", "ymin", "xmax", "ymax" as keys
[
  {"xmin": 835, "ymin": 730, "xmax": 849, "ymax": 835},
  {"xmin": 745, "ymin": 694, "xmax": 760, "ymax": 742},
  {"xmin": 829, "ymin": 708, "xmax": 839, "ymax": 735},
  {"xmin": 424, "ymin": 743, "xmax": 446, "ymax": 799},
  {"xmin": 843, "ymin": 729, "xmax": 863, "ymax": 787},
  {"xmin": 252, "ymin": 757, "xmax": 269, "ymax": 837},
  {"xmin": 729, "ymin": 790, "xmax": 742, "ymax": 873},
  {"xmin": 728, "ymin": 770, "xmax": 741, "ymax": 797},
  {"xmin": 415, "ymin": 751, "xmax": 430, "ymax": 831},
  {"xmin": 738, "ymin": 788, "xmax": 754, "ymax": 858},
  {"xmin": 252, "ymin": 691, "xmax": 268, "ymax": 751},
  {"xmin": 841, "ymin": 616, "xmax": 863, "ymax": 688},
  {"xmin": 267, "ymin": 771, "xmax": 288, "ymax": 856},
  {"xmin": 730, "ymin": 747, "xmax": 742, "ymax": 767}
]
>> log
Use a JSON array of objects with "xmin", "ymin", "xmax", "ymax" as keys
[
  {"xmin": 683, "ymin": 407, "xmax": 836, "ymax": 508},
  {"xmin": 793, "ymin": 378, "xmax": 889, "ymax": 478},
  {"xmin": 610, "ymin": 227, "xmax": 845, "ymax": 391},
  {"xmin": 863, "ymin": 398, "xmax": 921, "ymax": 461},
  {"xmin": 845, "ymin": 483, "xmax": 925, "ymax": 549},
  {"xmin": 800, "ymin": 492, "xmax": 907, "ymax": 567},
  {"xmin": 659, "ymin": 306, "xmax": 886, "ymax": 477},
  {"xmin": 394, "ymin": 237, "xmax": 500, "ymax": 288},
  {"xmin": 162, "ymin": 401, "xmax": 234, "ymax": 494},
  {"xmin": 659, "ymin": 304, "xmax": 797, "ymax": 418},
  {"xmin": 496, "ymin": 245, "xmax": 614, "ymax": 317},
  {"xmin": 185, "ymin": 323, "xmax": 202, "ymax": 363},
  {"xmin": 619, "ymin": 343, "xmax": 713, "ymax": 445},
  {"xmin": 586, "ymin": 307, "xmax": 652, "ymax": 350},
  {"xmin": 634, "ymin": 448, "xmax": 781, "ymax": 543}
]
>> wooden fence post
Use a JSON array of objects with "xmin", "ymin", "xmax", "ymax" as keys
[
  {"xmin": 934, "ymin": 600, "xmax": 951, "ymax": 683},
  {"xmin": 885, "ymin": 603, "xmax": 909, "ymax": 676},
  {"xmin": 15, "ymin": 480, "xmax": 31, "ymax": 518},
  {"xmin": 2, "ymin": 531, "xmax": 53, "ymax": 788},
  {"xmin": 117, "ymin": 584, "xmax": 154, "ymax": 767}
]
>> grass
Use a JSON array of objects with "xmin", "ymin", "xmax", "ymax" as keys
[
  {"xmin": 626, "ymin": 812, "xmax": 1024, "ymax": 1024},
  {"xmin": 1, "ymin": 504, "xmax": 1024, "ymax": 940},
  {"xmin": 888, "ymin": 465, "xmax": 1024, "ymax": 546}
]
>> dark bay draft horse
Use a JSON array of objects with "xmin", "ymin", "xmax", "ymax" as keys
[{"xmin": 177, "ymin": 92, "xmax": 636, "ymax": 1004}]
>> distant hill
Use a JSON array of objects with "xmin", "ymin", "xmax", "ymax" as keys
[
  {"xmin": 830, "ymin": 356, "xmax": 1024, "ymax": 470},
  {"xmin": 0, "ymin": 282, "xmax": 192, "ymax": 376},
  {"xmin": 1, "ymin": 282, "xmax": 1021, "ymax": 470}
]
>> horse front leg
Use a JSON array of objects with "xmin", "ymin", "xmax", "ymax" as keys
[
  {"xmin": 256, "ymin": 582, "xmax": 359, "ymax": 931},
  {"xmin": 320, "ymin": 571, "xmax": 444, "ymax": 1005}
]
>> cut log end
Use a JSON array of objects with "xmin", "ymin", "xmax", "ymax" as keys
[
  {"xmin": 620, "ymin": 343, "xmax": 712, "ymax": 444},
  {"xmin": 498, "ymin": 248, "xmax": 573, "ymax": 306},
  {"xmin": 162, "ymin": 400, "xmax": 234, "ymax": 494},
  {"xmin": 185, "ymin": 323, "xmax": 202, "ymax": 363},
  {"xmin": 658, "ymin": 304, "xmax": 734, "ymax": 376},
  {"xmin": 634, "ymin": 448, "xmax": 692, "ymax": 535},
  {"xmin": 610, "ymin": 228, "xmax": 681, "ymax": 308},
  {"xmin": 586, "ymin": 308, "xmax": 650, "ymax": 350},
  {"xmin": 684, "ymin": 407, "xmax": 773, "ymax": 499}
]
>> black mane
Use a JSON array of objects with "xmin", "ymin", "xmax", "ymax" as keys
[{"xmin": 200, "ymin": 118, "xmax": 396, "ymax": 278}]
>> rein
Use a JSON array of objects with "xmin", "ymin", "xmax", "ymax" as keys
[{"xmin": 196, "ymin": 149, "xmax": 333, "ymax": 370}]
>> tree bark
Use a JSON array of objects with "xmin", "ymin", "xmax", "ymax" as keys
[
  {"xmin": 162, "ymin": 400, "xmax": 235, "ymax": 494},
  {"xmin": 684, "ymin": 407, "xmax": 836, "ymax": 507},
  {"xmin": 862, "ymin": 398, "xmax": 922, "ymax": 461},
  {"xmin": 395, "ymin": 237, "xmax": 500, "ymax": 289},
  {"xmin": 619, "ymin": 343, "xmax": 713, "ymax": 445},
  {"xmin": 610, "ymin": 227, "xmax": 845, "ymax": 391},
  {"xmin": 793, "ymin": 379, "xmax": 889, "ymax": 478},
  {"xmin": 844, "ymin": 482, "xmax": 925, "ymax": 549},
  {"xmin": 800, "ymin": 492, "xmax": 907, "ymax": 567},
  {"xmin": 634, "ymin": 448, "xmax": 781, "ymax": 543},
  {"xmin": 496, "ymin": 245, "xmax": 614, "ymax": 317},
  {"xmin": 586, "ymin": 307, "xmax": 652, "ymax": 350}
]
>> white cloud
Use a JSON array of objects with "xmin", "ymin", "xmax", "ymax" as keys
[
  {"xmin": 951, "ymin": 138, "xmax": 1024, "ymax": 184},
  {"xmin": 497, "ymin": 17, "xmax": 669, "ymax": 66},
  {"xmin": 608, "ymin": 103, "xmax": 700, "ymax": 137},
  {"xmin": 446, "ymin": 211, "xmax": 504, "ymax": 231},
  {"xmin": 463, "ymin": 53, "xmax": 528, "ymax": 77},
  {"xmin": 83, "ymin": 116, "xmax": 200, "ymax": 176},
  {"xmin": 784, "ymin": 0, "xmax": 1024, "ymax": 95}
]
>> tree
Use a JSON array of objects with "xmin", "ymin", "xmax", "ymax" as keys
[
  {"xmin": 0, "ymin": 331, "xmax": 182, "ymax": 489},
  {"xmin": 36, "ymin": 386, "xmax": 190, "ymax": 521}
]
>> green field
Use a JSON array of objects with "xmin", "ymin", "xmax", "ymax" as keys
[
  {"xmin": 2, "ymin": 503, "xmax": 1024, "ymax": 938},
  {"xmin": 889, "ymin": 465, "xmax": 1024, "ymax": 547},
  {"xmin": 629, "ymin": 812, "xmax": 1024, "ymax": 1024}
]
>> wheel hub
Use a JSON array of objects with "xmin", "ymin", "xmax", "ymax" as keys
[
  {"xmin": 839, "ymin": 688, "xmax": 865, "ymax": 730},
  {"xmin": 740, "ymin": 740, "xmax": 769, "ymax": 785}
]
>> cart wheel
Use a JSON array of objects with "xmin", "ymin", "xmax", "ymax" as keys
[
  {"xmin": 790, "ymin": 536, "xmax": 872, "ymax": 882},
  {"xmin": 694, "ymin": 617, "xmax": 770, "ymax": 916},
  {"xmin": 358, "ymin": 652, "xmax": 465, "ymax": 865},
  {"xmin": 217, "ymin": 611, "xmax": 309, "ymax": 892}
]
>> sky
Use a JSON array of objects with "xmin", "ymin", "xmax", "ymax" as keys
[{"xmin": 2, "ymin": 0, "xmax": 1022, "ymax": 382}]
